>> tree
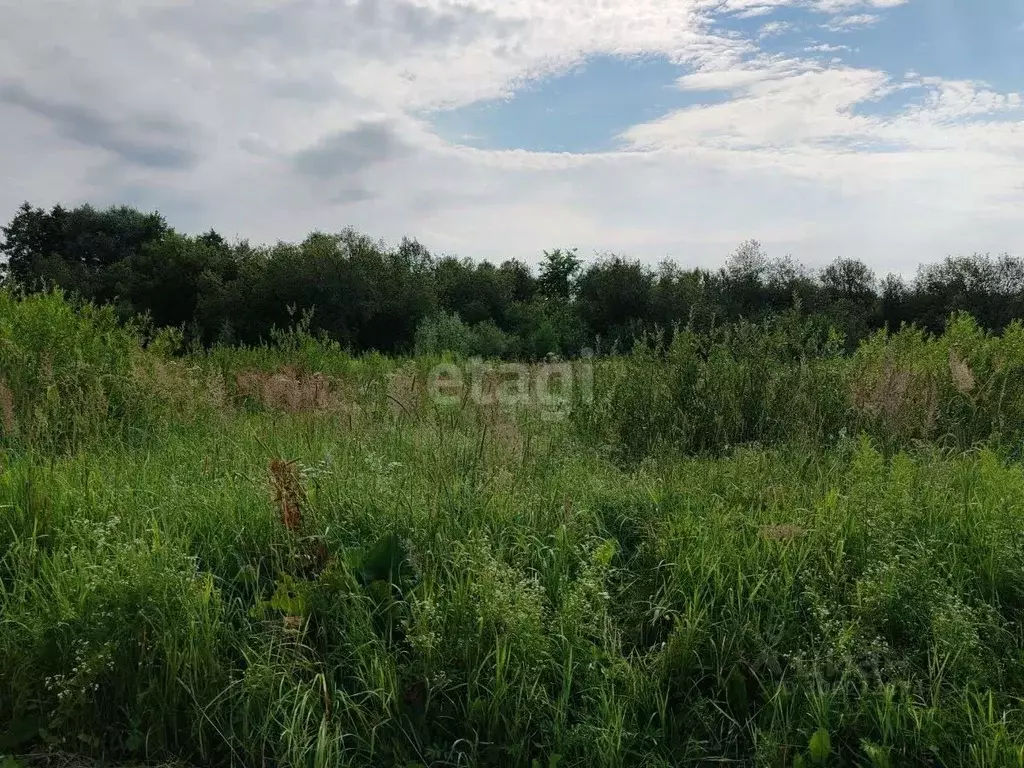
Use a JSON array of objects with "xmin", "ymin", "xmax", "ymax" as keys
[
  {"xmin": 820, "ymin": 257, "xmax": 876, "ymax": 300},
  {"xmin": 198, "ymin": 229, "xmax": 228, "ymax": 250},
  {"xmin": 817, "ymin": 257, "xmax": 879, "ymax": 349},
  {"xmin": 499, "ymin": 259, "xmax": 537, "ymax": 304},
  {"xmin": 434, "ymin": 257, "xmax": 513, "ymax": 327},
  {"xmin": 724, "ymin": 239, "xmax": 770, "ymax": 283},
  {"xmin": 108, "ymin": 232, "xmax": 238, "ymax": 332},
  {"xmin": 575, "ymin": 255, "xmax": 655, "ymax": 348},
  {"xmin": 0, "ymin": 201, "xmax": 168, "ymax": 296},
  {"xmin": 651, "ymin": 262, "xmax": 711, "ymax": 334},
  {"xmin": 720, "ymin": 240, "xmax": 776, "ymax": 319},
  {"xmin": 537, "ymin": 248, "xmax": 581, "ymax": 301}
]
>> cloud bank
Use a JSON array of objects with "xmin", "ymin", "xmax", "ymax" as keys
[{"xmin": 0, "ymin": 0, "xmax": 1021, "ymax": 272}]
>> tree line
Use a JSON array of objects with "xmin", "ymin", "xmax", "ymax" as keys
[{"xmin": 3, "ymin": 201, "xmax": 1023, "ymax": 358}]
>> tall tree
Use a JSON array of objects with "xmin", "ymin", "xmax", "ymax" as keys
[
  {"xmin": 537, "ymin": 248, "xmax": 581, "ymax": 302},
  {"xmin": 1, "ymin": 202, "xmax": 168, "ymax": 296},
  {"xmin": 575, "ymin": 255, "xmax": 655, "ymax": 348}
]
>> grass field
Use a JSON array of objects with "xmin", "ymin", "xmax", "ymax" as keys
[{"xmin": 3, "ymin": 290, "xmax": 1024, "ymax": 766}]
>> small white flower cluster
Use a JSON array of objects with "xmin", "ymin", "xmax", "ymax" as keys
[
  {"xmin": 44, "ymin": 638, "xmax": 115, "ymax": 707},
  {"xmin": 364, "ymin": 452, "xmax": 403, "ymax": 477},
  {"xmin": 404, "ymin": 595, "xmax": 441, "ymax": 657}
]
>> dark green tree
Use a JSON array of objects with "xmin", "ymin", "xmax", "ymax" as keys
[
  {"xmin": 575, "ymin": 255, "xmax": 655, "ymax": 349},
  {"xmin": 1, "ymin": 202, "xmax": 168, "ymax": 298},
  {"xmin": 537, "ymin": 248, "xmax": 581, "ymax": 301}
]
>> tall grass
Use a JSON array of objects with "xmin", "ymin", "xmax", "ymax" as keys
[
  {"xmin": 577, "ymin": 311, "xmax": 1024, "ymax": 461},
  {"xmin": 2, "ymin": 291, "xmax": 1024, "ymax": 766},
  {"xmin": 574, "ymin": 313, "xmax": 849, "ymax": 458},
  {"xmin": 0, "ymin": 289, "xmax": 150, "ymax": 453}
]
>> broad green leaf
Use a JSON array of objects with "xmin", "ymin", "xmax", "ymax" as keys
[{"xmin": 809, "ymin": 728, "xmax": 832, "ymax": 764}]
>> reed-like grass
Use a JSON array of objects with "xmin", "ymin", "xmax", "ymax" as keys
[{"xmin": 2, "ymin": 290, "xmax": 1024, "ymax": 766}]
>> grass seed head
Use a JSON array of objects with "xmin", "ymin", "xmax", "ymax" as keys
[
  {"xmin": 760, "ymin": 523, "xmax": 807, "ymax": 541},
  {"xmin": 948, "ymin": 349, "xmax": 976, "ymax": 395}
]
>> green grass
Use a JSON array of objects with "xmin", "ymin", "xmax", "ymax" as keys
[{"xmin": 3, "ymin": 290, "xmax": 1024, "ymax": 766}]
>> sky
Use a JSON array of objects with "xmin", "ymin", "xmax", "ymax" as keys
[{"xmin": 0, "ymin": 0, "xmax": 1022, "ymax": 273}]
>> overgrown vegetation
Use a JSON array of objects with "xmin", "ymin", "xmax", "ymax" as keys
[
  {"xmin": 5, "ymin": 201, "xmax": 1024, "ymax": 358},
  {"xmin": 4, "ymin": 278, "xmax": 1024, "ymax": 765}
]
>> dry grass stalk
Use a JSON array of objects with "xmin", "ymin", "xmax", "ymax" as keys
[
  {"xmin": 282, "ymin": 614, "xmax": 304, "ymax": 637},
  {"xmin": 236, "ymin": 369, "xmax": 336, "ymax": 412},
  {"xmin": 760, "ymin": 524, "xmax": 807, "ymax": 541},
  {"xmin": 268, "ymin": 458, "xmax": 332, "ymax": 577},
  {"xmin": 304, "ymin": 539, "xmax": 331, "ymax": 576},
  {"xmin": 269, "ymin": 458, "xmax": 305, "ymax": 533},
  {"xmin": 852, "ymin": 358, "xmax": 939, "ymax": 436},
  {"xmin": 0, "ymin": 378, "xmax": 16, "ymax": 437},
  {"xmin": 948, "ymin": 349, "xmax": 976, "ymax": 395},
  {"xmin": 134, "ymin": 358, "xmax": 227, "ymax": 413},
  {"xmin": 486, "ymin": 407, "xmax": 526, "ymax": 462},
  {"xmin": 387, "ymin": 370, "xmax": 420, "ymax": 416}
]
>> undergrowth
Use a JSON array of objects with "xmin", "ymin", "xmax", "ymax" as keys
[{"xmin": 2, "ymin": 289, "xmax": 1024, "ymax": 766}]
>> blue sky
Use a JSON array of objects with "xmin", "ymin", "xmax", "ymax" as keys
[
  {"xmin": 428, "ymin": 55, "xmax": 721, "ymax": 153},
  {"xmin": 428, "ymin": 0, "xmax": 1024, "ymax": 154},
  {"xmin": 1, "ymin": 0, "xmax": 1022, "ymax": 272}
]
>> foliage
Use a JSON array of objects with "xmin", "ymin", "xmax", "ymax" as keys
[
  {"xmin": 414, "ymin": 312, "xmax": 514, "ymax": 359},
  {"xmin": 5, "ymin": 201, "xmax": 1024, "ymax": 361},
  {"xmin": 575, "ymin": 311, "xmax": 849, "ymax": 458},
  {"xmin": 537, "ymin": 248, "xmax": 582, "ymax": 302},
  {"xmin": 1, "ymin": 292, "xmax": 1024, "ymax": 766},
  {"xmin": 0, "ymin": 202, "xmax": 168, "ymax": 297},
  {"xmin": 0, "ymin": 288, "xmax": 155, "ymax": 453}
]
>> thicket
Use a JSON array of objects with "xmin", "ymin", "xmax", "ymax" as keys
[
  {"xmin": 579, "ymin": 311, "xmax": 1024, "ymax": 460},
  {"xmin": 4, "ymin": 249, "xmax": 1024, "ymax": 766},
  {"xmin": 5, "ymin": 201, "xmax": 1024, "ymax": 359}
]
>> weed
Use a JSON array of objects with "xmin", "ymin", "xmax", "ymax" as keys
[{"xmin": 2, "ymin": 292, "xmax": 1024, "ymax": 767}]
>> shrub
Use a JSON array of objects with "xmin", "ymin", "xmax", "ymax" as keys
[{"xmin": 414, "ymin": 312, "xmax": 515, "ymax": 359}]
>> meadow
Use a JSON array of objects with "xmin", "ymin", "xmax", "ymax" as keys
[{"xmin": 3, "ymin": 289, "xmax": 1024, "ymax": 766}]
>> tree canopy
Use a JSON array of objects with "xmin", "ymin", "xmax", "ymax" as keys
[{"xmin": 3, "ymin": 201, "xmax": 1021, "ymax": 357}]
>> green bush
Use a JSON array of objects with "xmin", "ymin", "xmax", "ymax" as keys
[
  {"xmin": 414, "ymin": 312, "xmax": 514, "ymax": 359},
  {"xmin": 852, "ymin": 313, "xmax": 1024, "ymax": 451}
]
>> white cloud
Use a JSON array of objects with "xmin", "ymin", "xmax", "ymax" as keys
[
  {"xmin": 805, "ymin": 43, "xmax": 853, "ymax": 52},
  {"xmin": 823, "ymin": 13, "xmax": 881, "ymax": 31},
  {"xmin": 759, "ymin": 21, "xmax": 796, "ymax": 38},
  {"xmin": 814, "ymin": 0, "xmax": 905, "ymax": 10},
  {"xmin": 907, "ymin": 77, "xmax": 1024, "ymax": 122},
  {"xmin": 719, "ymin": 0, "xmax": 905, "ymax": 16},
  {"xmin": 0, "ymin": 0, "xmax": 1020, "ymax": 272},
  {"xmin": 614, "ymin": 60, "xmax": 1023, "ymax": 268},
  {"xmin": 625, "ymin": 66, "xmax": 893, "ymax": 152}
]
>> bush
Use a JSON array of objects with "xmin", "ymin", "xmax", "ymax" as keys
[
  {"xmin": 851, "ymin": 313, "xmax": 1024, "ymax": 451},
  {"xmin": 414, "ymin": 312, "xmax": 514, "ymax": 359},
  {"xmin": 414, "ymin": 312, "xmax": 473, "ymax": 357}
]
